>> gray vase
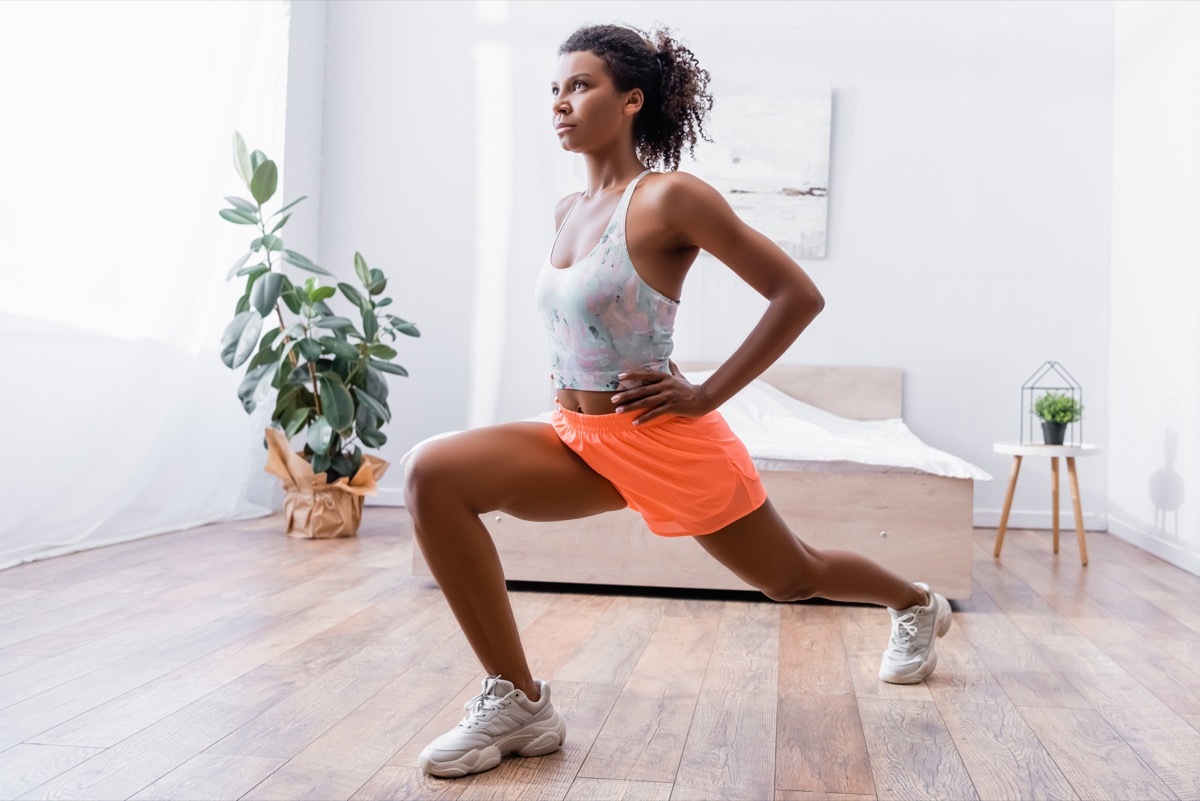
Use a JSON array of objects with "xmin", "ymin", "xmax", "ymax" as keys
[{"xmin": 1041, "ymin": 421, "xmax": 1067, "ymax": 446}]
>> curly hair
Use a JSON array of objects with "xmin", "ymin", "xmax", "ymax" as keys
[{"xmin": 558, "ymin": 23, "xmax": 713, "ymax": 172}]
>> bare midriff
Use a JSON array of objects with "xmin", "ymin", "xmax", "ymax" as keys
[{"xmin": 555, "ymin": 387, "xmax": 620, "ymax": 415}]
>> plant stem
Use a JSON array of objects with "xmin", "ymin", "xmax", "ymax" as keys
[
  {"xmin": 275, "ymin": 308, "xmax": 296, "ymax": 367},
  {"xmin": 258, "ymin": 203, "xmax": 297, "ymax": 368},
  {"xmin": 345, "ymin": 319, "xmax": 380, "ymax": 386},
  {"xmin": 346, "ymin": 347, "xmax": 368, "ymax": 386},
  {"xmin": 304, "ymin": 319, "xmax": 323, "ymax": 416}
]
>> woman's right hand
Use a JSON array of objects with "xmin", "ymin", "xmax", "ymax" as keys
[{"xmin": 611, "ymin": 361, "xmax": 713, "ymax": 425}]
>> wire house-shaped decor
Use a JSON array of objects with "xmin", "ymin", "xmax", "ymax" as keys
[{"xmin": 1021, "ymin": 361, "xmax": 1082, "ymax": 446}]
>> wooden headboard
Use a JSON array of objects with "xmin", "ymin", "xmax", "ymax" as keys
[{"xmin": 677, "ymin": 362, "xmax": 903, "ymax": 421}]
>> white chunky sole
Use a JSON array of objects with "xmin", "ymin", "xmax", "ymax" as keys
[
  {"xmin": 419, "ymin": 719, "xmax": 566, "ymax": 778},
  {"xmin": 879, "ymin": 594, "xmax": 953, "ymax": 685}
]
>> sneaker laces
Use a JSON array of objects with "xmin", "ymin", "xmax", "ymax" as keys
[
  {"xmin": 459, "ymin": 678, "xmax": 508, "ymax": 730},
  {"xmin": 887, "ymin": 611, "xmax": 919, "ymax": 654}
]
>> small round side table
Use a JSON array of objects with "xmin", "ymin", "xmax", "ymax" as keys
[{"xmin": 992, "ymin": 441, "xmax": 1101, "ymax": 565}]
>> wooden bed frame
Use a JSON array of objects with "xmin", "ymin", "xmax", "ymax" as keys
[{"xmin": 411, "ymin": 365, "xmax": 974, "ymax": 599}]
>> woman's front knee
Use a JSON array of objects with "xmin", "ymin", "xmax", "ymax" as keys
[{"xmin": 403, "ymin": 443, "xmax": 465, "ymax": 520}]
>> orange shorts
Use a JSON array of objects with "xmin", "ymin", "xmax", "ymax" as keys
[{"xmin": 550, "ymin": 405, "xmax": 768, "ymax": 537}]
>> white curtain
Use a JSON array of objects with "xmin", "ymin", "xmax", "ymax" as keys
[{"xmin": 0, "ymin": 0, "xmax": 292, "ymax": 570}]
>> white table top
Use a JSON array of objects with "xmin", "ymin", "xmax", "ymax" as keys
[{"xmin": 994, "ymin": 441, "xmax": 1100, "ymax": 457}]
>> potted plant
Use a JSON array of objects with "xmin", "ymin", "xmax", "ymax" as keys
[
  {"xmin": 1033, "ymin": 391, "xmax": 1082, "ymax": 446},
  {"xmin": 218, "ymin": 132, "xmax": 419, "ymax": 538}
]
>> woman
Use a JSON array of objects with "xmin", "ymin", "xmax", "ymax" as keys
[{"xmin": 404, "ymin": 23, "xmax": 951, "ymax": 779}]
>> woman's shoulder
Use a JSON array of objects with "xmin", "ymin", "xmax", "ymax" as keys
[
  {"xmin": 640, "ymin": 170, "xmax": 730, "ymax": 224},
  {"xmin": 642, "ymin": 169, "xmax": 721, "ymax": 205},
  {"xmin": 553, "ymin": 190, "xmax": 583, "ymax": 228}
]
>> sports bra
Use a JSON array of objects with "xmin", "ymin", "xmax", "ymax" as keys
[{"xmin": 533, "ymin": 168, "xmax": 679, "ymax": 392}]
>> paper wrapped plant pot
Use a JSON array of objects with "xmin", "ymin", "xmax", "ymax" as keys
[{"xmin": 262, "ymin": 427, "xmax": 390, "ymax": 539}]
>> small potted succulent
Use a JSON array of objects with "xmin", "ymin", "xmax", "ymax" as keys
[
  {"xmin": 218, "ymin": 132, "xmax": 419, "ymax": 538},
  {"xmin": 1033, "ymin": 391, "xmax": 1082, "ymax": 446}
]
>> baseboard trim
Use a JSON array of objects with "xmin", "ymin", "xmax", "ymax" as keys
[
  {"xmin": 1107, "ymin": 515, "xmax": 1200, "ymax": 578},
  {"xmin": 973, "ymin": 508, "xmax": 1107, "ymax": 531}
]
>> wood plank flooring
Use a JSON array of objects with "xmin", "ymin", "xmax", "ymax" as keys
[{"xmin": 1, "ymin": 509, "xmax": 1199, "ymax": 800}]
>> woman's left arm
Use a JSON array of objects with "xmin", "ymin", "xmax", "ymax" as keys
[{"xmin": 614, "ymin": 172, "xmax": 825, "ymax": 424}]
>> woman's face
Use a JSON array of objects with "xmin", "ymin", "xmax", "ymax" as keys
[{"xmin": 551, "ymin": 50, "xmax": 640, "ymax": 153}]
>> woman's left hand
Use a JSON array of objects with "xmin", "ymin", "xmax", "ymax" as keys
[{"xmin": 612, "ymin": 361, "xmax": 713, "ymax": 425}]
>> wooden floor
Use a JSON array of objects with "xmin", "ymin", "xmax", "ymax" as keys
[{"xmin": 1, "ymin": 511, "xmax": 1199, "ymax": 801}]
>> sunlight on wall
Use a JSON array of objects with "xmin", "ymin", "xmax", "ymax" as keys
[
  {"xmin": 468, "ymin": 3, "xmax": 513, "ymax": 428},
  {"xmin": 0, "ymin": 0, "xmax": 289, "ymax": 350}
]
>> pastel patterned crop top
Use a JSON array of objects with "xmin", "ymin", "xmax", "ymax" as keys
[{"xmin": 534, "ymin": 168, "xmax": 679, "ymax": 392}]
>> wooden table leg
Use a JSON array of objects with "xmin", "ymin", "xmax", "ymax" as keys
[
  {"xmin": 994, "ymin": 455, "xmax": 1022, "ymax": 557},
  {"xmin": 1051, "ymin": 456, "xmax": 1060, "ymax": 554},
  {"xmin": 1067, "ymin": 456, "xmax": 1089, "ymax": 566}
]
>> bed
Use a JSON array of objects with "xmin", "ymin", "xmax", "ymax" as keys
[{"xmin": 410, "ymin": 364, "xmax": 983, "ymax": 599}]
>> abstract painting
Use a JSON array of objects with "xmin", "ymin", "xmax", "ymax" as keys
[{"xmin": 683, "ymin": 87, "xmax": 832, "ymax": 259}]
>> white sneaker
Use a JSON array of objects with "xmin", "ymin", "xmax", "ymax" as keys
[
  {"xmin": 879, "ymin": 582, "xmax": 952, "ymax": 684},
  {"xmin": 418, "ymin": 676, "xmax": 565, "ymax": 778}
]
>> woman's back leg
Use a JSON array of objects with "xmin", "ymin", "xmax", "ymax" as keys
[
  {"xmin": 692, "ymin": 499, "xmax": 926, "ymax": 608},
  {"xmin": 694, "ymin": 499, "xmax": 952, "ymax": 684},
  {"xmin": 403, "ymin": 421, "xmax": 625, "ymax": 698}
]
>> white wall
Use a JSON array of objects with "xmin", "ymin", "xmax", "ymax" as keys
[
  {"xmin": 299, "ymin": 0, "xmax": 1116, "ymax": 526},
  {"xmin": 1108, "ymin": 2, "xmax": 1200, "ymax": 574}
]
